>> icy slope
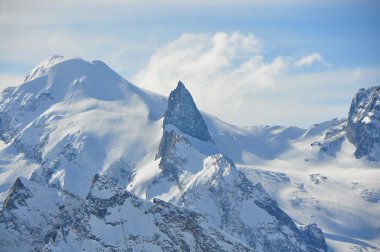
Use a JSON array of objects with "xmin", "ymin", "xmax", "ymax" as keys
[
  {"xmin": 239, "ymin": 140, "xmax": 380, "ymax": 252},
  {"xmin": 192, "ymin": 85, "xmax": 380, "ymax": 251},
  {"xmin": 204, "ymin": 114, "xmax": 306, "ymax": 163},
  {"xmin": 201, "ymin": 87, "xmax": 380, "ymax": 251},
  {"xmin": 234, "ymin": 115, "xmax": 380, "ymax": 251}
]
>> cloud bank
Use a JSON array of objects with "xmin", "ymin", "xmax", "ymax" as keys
[
  {"xmin": 133, "ymin": 32, "xmax": 286, "ymax": 116},
  {"xmin": 133, "ymin": 31, "xmax": 380, "ymax": 127}
]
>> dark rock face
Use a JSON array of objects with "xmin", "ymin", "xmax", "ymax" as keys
[
  {"xmin": 346, "ymin": 86, "xmax": 380, "ymax": 161},
  {"xmin": 156, "ymin": 130, "xmax": 191, "ymax": 183},
  {"xmin": 157, "ymin": 81, "xmax": 214, "ymax": 182},
  {"xmin": 163, "ymin": 81, "xmax": 211, "ymax": 142},
  {"xmin": 300, "ymin": 224, "xmax": 328, "ymax": 252},
  {"xmin": 2, "ymin": 178, "xmax": 31, "ymax": 211}
]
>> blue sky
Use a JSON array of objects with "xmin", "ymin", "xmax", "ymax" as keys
[{"xmin": 0, "ymin": 0, "xmax": 379, "ymax": 127}]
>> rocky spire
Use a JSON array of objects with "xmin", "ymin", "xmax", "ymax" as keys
[{"xmin": 163, "ymin": 81, "xmax": 211, "ymax": 142}]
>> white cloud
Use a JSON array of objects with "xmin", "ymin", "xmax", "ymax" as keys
[
  {"xmin": 133, "ymin": 32, "xmax": 380, "ymax": 127},
  {"xmin": 295, "ymin": 53, "xmax": 332, "ymax": 68},
  {"xmin": 133, "ymin": 31, "xmax": 286, "ymax": 118}
]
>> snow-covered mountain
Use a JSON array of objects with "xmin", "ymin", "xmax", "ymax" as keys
[
  {"xmin": 150, "ymin": 82, "xmax": 326, "ymax": 251},
  {"xmin": 0, "ymin": 55, "xmax": 166, "ymax": 200},
  {"xmin": 0, "ymin": 56, "xmax": 378, "ymax": 251}
]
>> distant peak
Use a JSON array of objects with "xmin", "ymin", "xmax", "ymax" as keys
[{"xmin": 163, "ymin": 81, "xmax": 211, "ymax": 141}]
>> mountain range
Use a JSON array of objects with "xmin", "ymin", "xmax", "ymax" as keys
[{"xmin": 0, "ymin": 56, "xmax": 378, "ymax": 252}]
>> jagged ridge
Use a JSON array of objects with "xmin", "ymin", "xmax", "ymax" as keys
[
  {"xmin": 0, "ymin": 175, "xmax": 253, "ymax": 252},
  {"xmin": 346, "ymin": 86, "xmax": 380, "ymax": 161}
]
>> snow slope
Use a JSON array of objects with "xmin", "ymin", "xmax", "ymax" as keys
[{"xmin": 238, "ymin": 137, "xmax": 380, "ymax": 252}]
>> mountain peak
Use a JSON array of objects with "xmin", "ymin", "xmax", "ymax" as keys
[
  {"xmin": 163, "ymin": 81, "xmax": 211, "ymax": 142},
  {"xmin": 25, "ymin": 55, "xmax": 78, "ymax": 82},
  {"xmin": 15, "ymin": 55, "xmax": 132, "ymax": 104},
  {"xmin": 176, "ymin": 80, "xmax": 186, "ymax": 89}
]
